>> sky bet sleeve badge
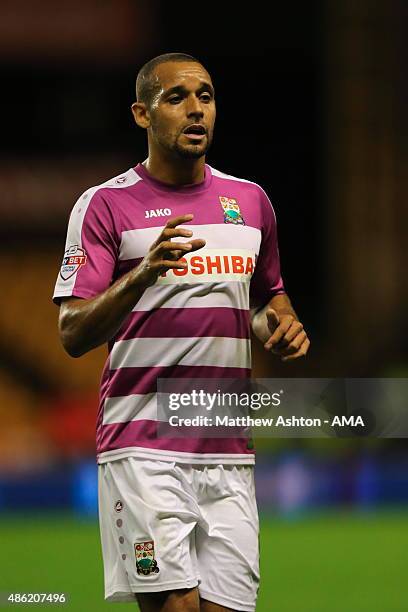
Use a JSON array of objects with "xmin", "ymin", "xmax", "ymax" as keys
[
  {"xmin": 60, "ymin": 245, "xmax": 87, "ymax": 280},
  {"xmin": 219, "ymin": 196, "xmax": 245, "ymax": 225},
  {"xmin": 134, "ymin": 541, "xmax": 160, "ymax": 575}
]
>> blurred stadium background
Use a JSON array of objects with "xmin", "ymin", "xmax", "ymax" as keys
[{"xmin": 0, "ymin": 1, "xmax": 407, "ymax": 610}]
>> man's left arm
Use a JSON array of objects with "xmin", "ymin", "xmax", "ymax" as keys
[{"xmin": 251, "ymin": 293, "xmax": 310, "ymax": 362}]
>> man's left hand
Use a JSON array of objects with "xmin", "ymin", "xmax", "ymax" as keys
[{"xmin": 264, "ymin": 308, "xmax": 310, "ymax": 362}]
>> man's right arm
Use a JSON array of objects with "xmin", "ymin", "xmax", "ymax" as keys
[{"xmin": 59, "ymin": 214, "xmax": 205, "ymax": 357}]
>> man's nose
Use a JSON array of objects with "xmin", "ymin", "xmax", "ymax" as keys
[{"xmin": 186, "ymin": 95, "xmax": 204, "ymax": 117}]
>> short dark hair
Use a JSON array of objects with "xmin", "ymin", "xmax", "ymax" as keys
[{"xmin": 136, "ymin": 52, "xmax": 202, "ymax": 109}]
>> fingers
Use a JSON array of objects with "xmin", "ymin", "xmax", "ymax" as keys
[
  {"xmin": 161, "ymin": 259, "xmax": 189, "ymax": 270},
  {"xmin": 264, "ymin": 315, "xmax": 294, "ymax": 350},
  {"xmin": 281, "ymin": 320, "xmax": 303, "ymax": 344},
  {"xmin": 156, "ymin": 241, "xmax": 193, "ymax": 254},
  {"xmin": 271, "ymin": 320, "xmax": 304, "ymax": 352},
  {"xmin": 139, "ymin": 215, "xmax": 206, "ymax": 284},
  {"xmin": 164, "ymin": 214, "xmax": 194, "ymax": 229},
  {"xmin": 150, "ymin": 226, "xmax": 193, "ymax": 251},
  {"xmin": 149, "ymin": 237, "xmax": 207, "ymax": 276},
  {"xmin": 150, "ymin": 215, "xmax": 207, "ymax": 255},
  {"xmin": 162, "ymin": 239, "xmax": 205, "ymax": 262},
  {"xmin": 154, "ymin": 238, "xmax": 206, "ymax": 257},
  {"xmin": 189, "ymin": 238, "xmax": 206, "ymax": 252},
  {"xmin": 161, "ymin": 227, "xmax": 193, "ymax": 240},
  {"xmin": 277, "ymin": 330, "xmax": 307, "ymax": 356},
  {"xmin": 281, "ymin": 337, "xmax": 310, "ymax": 362},
  {"xmin": 170, "ymin": 249, "xmax": 183, "ymax": 261},
  {"xmin": 266, "ymin": 308, "xmax": 280, "ymax": 332},
  {"xmin": 264, "ymin": 315, "xmax": 310, "ymax": 362}
]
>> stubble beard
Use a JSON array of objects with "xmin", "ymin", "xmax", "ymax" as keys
[
  {"xmin": 174, "ymin": 141, "xmax": 210, "ymax": 159},
  {"xmin": 163, "ymin": 131, "xmax": 213, "ymax": 160}
]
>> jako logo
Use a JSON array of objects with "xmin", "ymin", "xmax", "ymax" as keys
[{"xmin": 145, "ymin": 208, "xmax": 172, "ymax": 219}]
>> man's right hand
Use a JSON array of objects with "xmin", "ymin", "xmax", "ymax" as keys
[
  {"xmin": 58, "ymin": 214, "xmax": 205, "ymax": 358},
  {"xmin": 137, "ymin": 214, "xmax": 206, "ymax": 287}
]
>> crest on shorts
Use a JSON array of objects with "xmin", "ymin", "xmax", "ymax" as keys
[
  {"xmin": 134, "ymin": 541, "xmax": 160, "ymax": 575},
  {"xmin": 60, "ymin": 245, "xmax": 87, "ymax": 280},
  {"xmin": 219, "ymin": 196, "xmax": 245, "ymax": 225}
]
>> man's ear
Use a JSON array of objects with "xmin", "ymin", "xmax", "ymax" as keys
[{"xmin": 131, "ymin": 102, "xmax": 150, "ymax": 129}]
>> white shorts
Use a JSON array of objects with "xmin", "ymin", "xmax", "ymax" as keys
[{"xmin": 98, "ymin": 457, "xmax": 260, "ymax": 611}]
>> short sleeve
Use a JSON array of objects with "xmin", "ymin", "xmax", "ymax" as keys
[
  {"xmin": 249, "ymin": 188, "xmax": 285, "ymax": 309},
  {"xmin": 53, "ymin": 189, "xmax": 120, "ymax": 304}
]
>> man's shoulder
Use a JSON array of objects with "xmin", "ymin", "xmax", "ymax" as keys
[
  {"xmin": 70, "ymin": 167, "xmax": 145, "ymax": 221},
  {"xmin": 208, "ymin": 165, "xmax": 267, "ymax": 198},
  {"xmin": 80, "ymin": 167, "xmax": 142, "ymax": 201}
]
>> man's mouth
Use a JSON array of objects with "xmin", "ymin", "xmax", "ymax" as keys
[{"xmin": 182, "ymin": 124, "xmax": 206, "ymax": 141}]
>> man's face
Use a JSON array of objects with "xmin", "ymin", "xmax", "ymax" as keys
[{"xmin": 147, "ymin": 61, "xmax": 216, "ymax": 159}]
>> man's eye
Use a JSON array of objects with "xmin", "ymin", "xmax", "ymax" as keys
[
  {"xmin": 168, "ymin": 96, "xmax": 182, "ymax": 104},
  {"xmin": 200, "ymin": 94, "xmax": 212, "ymax": 102}
]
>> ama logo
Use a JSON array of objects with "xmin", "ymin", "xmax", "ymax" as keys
[{"xmin": 60, "ymin": 245, "xmax": 87, "ymax": 280}]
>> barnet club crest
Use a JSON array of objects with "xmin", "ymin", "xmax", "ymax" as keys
[
  {"xmin": 134, "ymin": 541, "xmax": 160, "ymax": 575},
  {"xmin": 219, "ymin": 196, "xmax": 245, "ymax": 225}
]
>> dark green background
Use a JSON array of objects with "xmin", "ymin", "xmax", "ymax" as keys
[{"xmin": 1, "ymin": 511, "xmax": 407, "ymax": 611}]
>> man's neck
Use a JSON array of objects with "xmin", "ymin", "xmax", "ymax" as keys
[{"xmin": 143, "ymin": 153, "xmax": 206, "ymax": 187}]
